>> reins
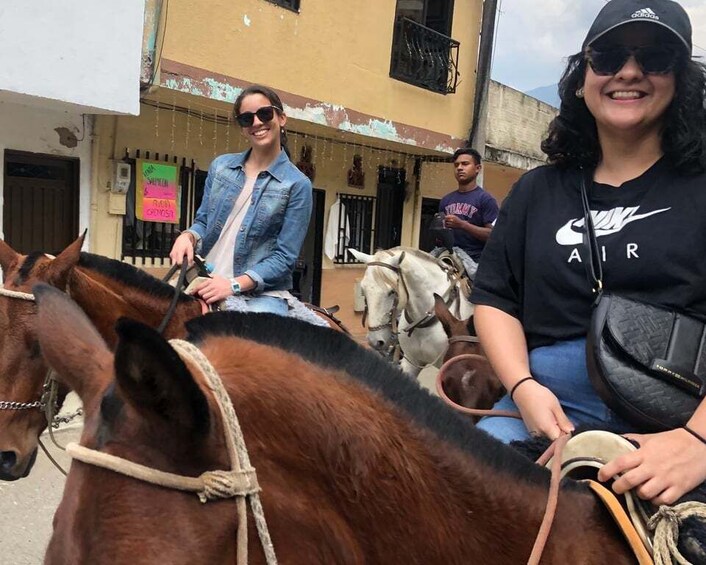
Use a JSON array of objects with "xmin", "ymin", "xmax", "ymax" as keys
[
  {"xmin": 65, "ymin": 339, "xmax": 277, "ymax": 565},
  {"xmin": 157, "ymin": 260, "xmax": 190, "ymax": 334}
]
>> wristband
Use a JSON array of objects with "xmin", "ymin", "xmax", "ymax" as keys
[
  {"xmin": 683, "ymin": 425, "xmax": 706, "ymax": 447},
  {"xmin": 509, "ymin": 377, "xmax": 534, "ymax": 401}
]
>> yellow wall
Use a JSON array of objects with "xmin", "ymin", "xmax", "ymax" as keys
[
  {"xmin": 483, "ymin": 162, "xmax": 524, "ymax": 204},
  {"xmin": 160, "ymin": 0, "xmax": 482, "ymax": 142}
]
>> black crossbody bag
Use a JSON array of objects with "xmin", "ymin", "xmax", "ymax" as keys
[{"xmin": 580, "ymin": 175, "xmax": 706, "ymax": 431}]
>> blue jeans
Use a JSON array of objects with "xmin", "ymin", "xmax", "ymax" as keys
[{"xmin": 476, "ymin": 338, "xmax": 638, "ymax": 443}]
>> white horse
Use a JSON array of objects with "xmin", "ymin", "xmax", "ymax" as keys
[{"xmin": 349, "ymin": 247, "xmax": 473, "ymax": 377}]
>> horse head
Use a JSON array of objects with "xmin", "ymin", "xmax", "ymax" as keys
[
  {"xmin": 351, "ymin": 248, "xmax": 404, "ymax": 353},
  {"xmin": 33, "ymin": 285, "xmax": 237, "ymax": 563},
  {"xmin": 0, "ymin": 235, "xmax": 83, "ymax": 480},
  {"xmin": 434, "ymin": 294, "xmax": 504, "ymax": 417}
]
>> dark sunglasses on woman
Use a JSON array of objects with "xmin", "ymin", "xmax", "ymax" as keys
[
  {"xmin": 235, "ymin": 105, "xmax": 282, "ymax": 127},
  {"xmin": 585, "ymin": 45, "xmax": 682, "ymax": 76}
]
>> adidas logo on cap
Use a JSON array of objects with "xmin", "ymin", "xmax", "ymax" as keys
[{"xmin": 631, "ymin": 8, "xmax": 660, "ymax": 20}]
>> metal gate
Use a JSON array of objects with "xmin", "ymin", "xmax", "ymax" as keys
[{"xmin": 3, "ymin": 150, "xmax": 80, "ymax": 254}]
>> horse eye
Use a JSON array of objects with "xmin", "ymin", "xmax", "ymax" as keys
[{"xmin": 387, "ymin": 290, "xmax": 395, "ymax": 297}]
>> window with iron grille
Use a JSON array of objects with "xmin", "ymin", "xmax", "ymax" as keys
[
  {"xmin": 265, "ymin": 0, "xmax": 300, "ymax": 12},
  {"xmin": 333, "ymin": 193, "xmax": 376, "ymax": 264}
]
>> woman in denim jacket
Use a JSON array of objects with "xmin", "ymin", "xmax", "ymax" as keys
[{"xmin": 169, "ymin": 85, "xmax": 313, "ymax": 316}]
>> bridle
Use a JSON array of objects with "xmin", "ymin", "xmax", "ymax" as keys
[
  {"xmin": 0, "ymin": 285, "xmax": 78, "ymax": 474},
  {"xmin": 0, "ymin": 287, "xmax": 49, "ymax": 412},
  {"xmin": 361, "ymin": 252, "xmax": 468, "ymax": 345}
]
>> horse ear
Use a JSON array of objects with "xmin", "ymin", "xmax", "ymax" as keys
[
  {"xmin": 348, "ymin": 248, "xmax": 375, "ymax": 263},
  {"xmin": 433, "ymin": 293, "xmax": 454, "ymax": 338},
  {"xmin": 465, "ymin": 315, "xmax": 477, "ymax": 336},
  {"xmin": 0, "ymin": 239, "xmax": 20, "ymax": 276},
  {"xmin": 33, "ymin": 283, "xmax": 112, "ymax": 403},
  {"xmin": 114, "ymin": 319, "xmax": 210, "ymax": 437},
  {"xmin": 46, "ymin": 231, "xmax": 85, "ymax": 289}
]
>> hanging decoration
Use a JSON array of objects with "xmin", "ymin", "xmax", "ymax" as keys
[
  {"xmin": 296, "ymin": 144, "xmax": 316, "ymax": 181},
  {"xmin": 347, "ymin": 153, "xmax": 365, "ymax": 188}
]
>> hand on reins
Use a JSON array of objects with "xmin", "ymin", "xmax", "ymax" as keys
[
  {"xmin": 598, "ymin": 428, "xmax": 706, "ymax": 505},
  {"xmin": 169, "ymin": 232, "xmax": 195, "ymax": 266},
  {"xmin": 513, "ymin": 382, "xmax": 575, "ymax": 441},
  {"xmin": 193, "ymin": 275, "xmax": 233, "ymax": 304},
  {"xmin": 444, "ymin": 215, "xmax": 467, "ymax": 230}
]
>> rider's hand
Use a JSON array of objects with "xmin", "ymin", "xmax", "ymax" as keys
[
  {"xmin": 513, "ymin": 381, "xmax": 574, "ymax": 441},
  {"xmin": 169, "ymin": 232, "xmax": 195, "ymax": 266},
  {"xmin": 598, "ymin": 428, "xmax": 706, "ymax": 505},
  {"xmin": 444, "ymin": 215, "xmax": 466, "ymax": 229},
  {"xmin": 194, "ymin": 275, "xmax": 233, "ymax": 305}
]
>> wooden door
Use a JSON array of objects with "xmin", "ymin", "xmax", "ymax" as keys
[{"xmin": 3, "ymin": 151, "xmax": 79, "ymax": 254}]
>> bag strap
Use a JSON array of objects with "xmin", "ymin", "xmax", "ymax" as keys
[{"xmin": 580, "ymin": 172, "xmax": 604, "ymax": 303}]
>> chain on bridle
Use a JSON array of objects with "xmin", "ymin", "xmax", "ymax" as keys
[
  {"xmin": 0, "ymin": 285, "xmax": 79, "ymax": 473},
  {"xmin": 0, "ymin": 287, "xmax": 49, "ymax": 413}
]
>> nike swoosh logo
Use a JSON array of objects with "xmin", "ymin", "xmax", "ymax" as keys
[{"xmin": 555, "ymin": 206, "xmax": 671, "ymax": 246}]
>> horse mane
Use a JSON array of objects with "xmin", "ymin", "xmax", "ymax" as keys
[
  {"xmin": 77, "ymin": 253, "xmax": 195, "ymax": 303},
  {"xmin": 368, "ymin": 247, "xmax": 439, "ymax": 287},
  {"xmin": 185, "ymin": 311, "xmax": 555, "ymax": 487},
  {"xmin": 15, "ymin": 252, "xmax": 48, "ymax": 284}
]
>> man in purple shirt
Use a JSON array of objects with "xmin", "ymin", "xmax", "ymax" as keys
[{"xmin": 438, "ymin": 148, "xmax": 499, "ymax": 262}]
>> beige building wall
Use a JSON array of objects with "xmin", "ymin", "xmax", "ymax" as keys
[{"xmin": 158, "ymin": 0, "xmax": 482, "ymax": 149}]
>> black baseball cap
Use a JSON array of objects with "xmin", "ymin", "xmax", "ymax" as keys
[{"xmin": 582, "ymin": 0, "xmax": 692, "ymax": 55}]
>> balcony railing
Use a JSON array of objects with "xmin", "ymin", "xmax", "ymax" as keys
[{"xmin": 390, "ymin": 17, "xmax": 460, "ymax": 95}]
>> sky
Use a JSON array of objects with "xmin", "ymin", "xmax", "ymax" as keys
[{"xmin": 491, "ymin": 0, "xmax": 706, "ymax": 92}]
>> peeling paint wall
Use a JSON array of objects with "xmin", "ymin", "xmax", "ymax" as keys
[{"xmin": 159, "ymin": 0, "xmax": 482, "ymax": 146}]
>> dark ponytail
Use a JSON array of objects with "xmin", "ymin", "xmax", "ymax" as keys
[{"xmin": 233, "ymin": 85, "xmax": 290, "ymax": 157}]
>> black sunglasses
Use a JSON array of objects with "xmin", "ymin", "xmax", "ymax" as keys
[
  {"xmin": 235, "ymin": 105, "xmax": 281, "ymax": 127},
  {"xmin": 585, "ymin": 45, "xmax": 682, "ymax": 76}
]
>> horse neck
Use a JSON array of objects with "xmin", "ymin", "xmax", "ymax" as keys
[
  {"xmin": 205, "ymin": 339, "xmax": 631, "ymax": 562},
  {"xmin": 400, "ymin": 256, "xmax": 457, "ymax": 318},
  {"xmin": 69, "ymin": 267, "xmax": 201, "ymax": 346}
]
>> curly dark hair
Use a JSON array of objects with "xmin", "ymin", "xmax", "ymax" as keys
[{"xmin": 541, "ymin": 53, "xmax": 706, "ymax": 175}]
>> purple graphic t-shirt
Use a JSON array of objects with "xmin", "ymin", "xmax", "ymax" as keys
[{"xmin": 439, "ymin": 186, "xmax": 499, "ymax": 260}]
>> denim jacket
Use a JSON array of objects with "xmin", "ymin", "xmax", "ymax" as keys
[{"xmin": 187, "ymin": 149, "xmax": 313, "ymax": 292}]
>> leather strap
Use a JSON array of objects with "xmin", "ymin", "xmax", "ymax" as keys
[
  {"xmin": 580, "ymin": 172, "xmax": 604, "ymax": 301},
  {"xmin": 583, "ymin": 480, "xmax": 653, "ymax": 565}
]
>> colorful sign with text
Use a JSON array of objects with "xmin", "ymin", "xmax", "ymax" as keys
[{"xmin": 135, "ymin": 159, "xmax": 180, "ymax": 224}]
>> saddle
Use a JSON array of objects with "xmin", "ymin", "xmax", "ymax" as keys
[
  {"xmin": 546, "ymin": 431, "xmax": 653, "ymax": 562},
  {"xmin": 435, "ymin": 249, "xmax": 471, "ymax": 300}
]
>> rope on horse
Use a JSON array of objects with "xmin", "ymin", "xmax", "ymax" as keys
[
  {"xmin": 649, "ymin": 502, "xmax": 706, "ymax": 565},
  {"xmin": 64, "ymin": 340, "xmax": 277, "ymax": 565},
  {"xmin": 0, "ymin": 286, "xmax": 36, "ymax": 301},
  {"xmin": 169, "ymin": 339, "xmax": 278, "ymax": 565}
]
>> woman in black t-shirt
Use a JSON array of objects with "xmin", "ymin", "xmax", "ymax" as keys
[{"xmin": 472, "ymin": 0, "xmax": 706, "ymax": 506}]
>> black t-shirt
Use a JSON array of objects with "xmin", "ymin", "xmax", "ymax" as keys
[{"xmin": 471, "ymin": 159, "xmax": 706, "ymax": 350}]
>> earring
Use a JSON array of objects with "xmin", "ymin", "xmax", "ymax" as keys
[{"xmin": 575, "ymin": 87, "xmax": 585, "ymax": 99}]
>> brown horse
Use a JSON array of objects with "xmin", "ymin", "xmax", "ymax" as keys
[
  {"xmin": 0, "ymin": 235, "xmax": 344, "ymax": 480},
  {"xmin": 34, "ymin": 285, "xmax": 634, "ymax": 564},
  {"xmin": 434, "ymin": 294, "xmax": 504, "ymax": 419}
]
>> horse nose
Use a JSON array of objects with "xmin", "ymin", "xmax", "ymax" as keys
[
  {"xmin": 368, "ymin": 337, "xmax": 387, "ymax": 351},
  {"xmin": 0, "ymin": 451, "xmax": 17, "ymax": 473}
]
